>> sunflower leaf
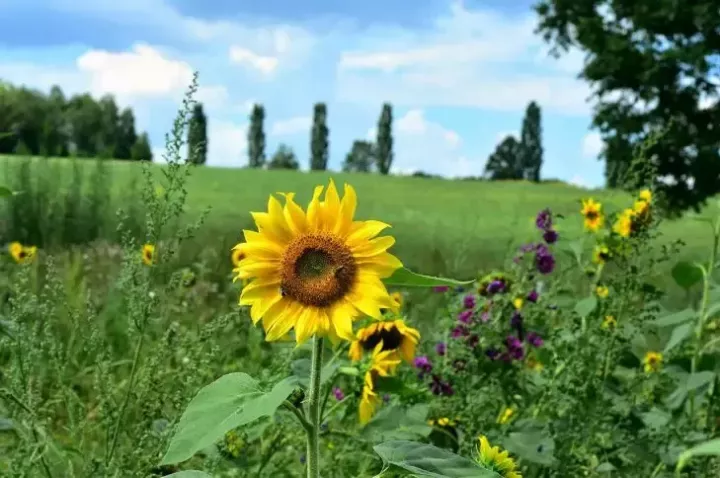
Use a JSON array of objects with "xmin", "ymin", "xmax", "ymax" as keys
[
  {"xmin": 161, "ymin": 373, "xmax": 298, "ymax": 465},
  {"xmin": 0, "ymin": 186, "xmax": 13, "ymax": 198},
  {"xmin": 383, "ymin": 268, "xmax": 474, "ymax": 288},
  {"xmin": 671, "ymin": 261, "xmax": 704, "ymax": 290},
  {"xmin": 676, "ymin": 438, "xmax": 720, "ymax": 472},
  {"xmin": 373, "ymin": 440, "xmax": 501, "ymax": 477}
]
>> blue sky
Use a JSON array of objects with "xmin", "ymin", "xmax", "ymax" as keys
[{"xmin": 0, "ymin": 0, "xmax": 607, "ymax": 186}]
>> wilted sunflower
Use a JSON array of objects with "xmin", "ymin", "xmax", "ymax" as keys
[
  {"xmin": 142, "ymin": 244, "xmax": 155, "ymax": 265},
  {"xmin": 359, "ymin": 341, "xmax": 401, "ymax": 424},
  {"xmin": 592, "ymin": 244, "xmax": 610, "ymax": 265},
  {"xmin": 580, "ymin": 198, "xmax": 604, "ymax": 232},
  {"xmin": 348, "ymin": 319, "xmax": 420, "ymax": 363},
  {"xmin": 643, "ymin": 351, "xmax": 662, "ymax": 373},
  {"xmin": 476, "ymin": 436, "xmax": 522, "ymax": 478},
  {"xmin": 8, "ymin": 241, "xmax": 37, "ymax": 264},
  {"xmin": 234, "ymin": 179, "xmax": 403, "ymax": 343}
]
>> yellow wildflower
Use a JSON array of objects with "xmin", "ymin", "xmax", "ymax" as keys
[
  {"xmin": 581, "ymin": 199, "xmax": 604, "ymax": 232},
  {"xmin": 643, "ymin": 351, "xmax": 663, "ymax": 373},
  {"xmin": 497, "ymin": 407, "xmax": 515, "ymax": 425},
  {"xmin": 596, "ymin": 285, "xmax": 609, "ymax": 299},
  {"xmin": 513, "ymin": 298, "xmax": 523, "ymax": 310},
  {"xmin": 602, "ymin": 315, "xmax": 617, "ymax": 330},
  {"xmin": 592, "ymin": 244, "xmax": 610, "ymax": 265}
]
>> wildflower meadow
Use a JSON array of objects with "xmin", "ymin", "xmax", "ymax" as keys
[{"xmin": 3, "ymin": 79, "xmax": 720, "ymax": 478}]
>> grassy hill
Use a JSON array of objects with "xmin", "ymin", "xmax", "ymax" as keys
[{"xmin": 1, "ymin": 155, "xmax": 718, "ymax": 282}]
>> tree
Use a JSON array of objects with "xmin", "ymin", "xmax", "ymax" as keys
[
  {"xmin": 115, "ymin": 108, "xmax": 137, "ymax": 160},
  {"xmin": 66, "ymin": 93, "xmax": 103, "ymax": 157},
  {"xmin": 40, "ymin": 85, "xmax": 69, "ymax": 157},
  {"xmin": 248, "ymin": 104, "xmax": 266, "ymax": 168},
  {"xmin": 131, "ymin": 133, "xmax": 153, "ymax": 161},
  {"xmin": 520, "ymin": 101, "xmax": 543, "ymax": 182},
  {"xmin": 375, "ymin": 103, "xmax": 394, "ymax": 175},
  {"xmin": 310, "ymin": 103, "xmax": 329, "ymax": 171},
  {"xmin": 98, "ymin": 94, "xmax": 120, "ymax": 158},
  {"xmin": 342, "ymin": 140, "xmax": 374, "ymax": 173},
  {"xmin": 267, "ymin": 144, "xmax": 299, "ymax": 170},
  {"xmin": 484, "ymin": 135, "xmax": 523, "ymax": 180},
  {"xmin": 535, "ymin": 0, "xmax": 720, "ymax": 213},
  {"xmin": 187, "ymin": 103, "xmax": 208, "ymax": 165}
]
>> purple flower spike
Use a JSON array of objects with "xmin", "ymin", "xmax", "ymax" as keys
[
  {"xmin": 510, "ymin": 311, "xmax": 523, "ymax": 329},
  {"xmin": 509, "ymin": 346, "xmax": 525, "ymax": 360},
  {"xmin": 527, "ymin": 332, "xmax": 544, "ymax": 348},
  {"xmin": 506, "ymin": 335, "xmax": 522, "ymax": 350},
  {"xmin": 435, "ymin": 342, "xmax": 447, "ymax": 356},
  {"xmin": 452, "ymin": 325, "xmax": 470, "ymax": 338},
  {"xmin": 543, "ymin": 229, "xmax": 559, "ymax": 244},
  {"xmin": 535, "ymin": 251, "xmax": 556, "ymax": 275},
  {"xmin": 527, "ymin": 290, "xmax": 539, "ymax": 303},
  {"xmin": 433, "ymin": 285, "xmax": 449, "ymax": 293},
  {"xmin": 458, "ymin": 309, "xmax": 473, "ymax": 324},
  {"xmin": 332, "ymin": 386, "xmax": 345, "ymax": 401},
  {"xmin": 535, "ymin": 208, "xmax": 553, "ymax": 230},
  {"xmin": 414, "ymin": 355, "xmax": 432, "ymax": 374},
  {"xmin": 463, "ymin": 295, "xmax": 476, "ymax": 309},
  {"xmin": 487, "ymin": 280, "xmax": 505, "ymax": 294}
]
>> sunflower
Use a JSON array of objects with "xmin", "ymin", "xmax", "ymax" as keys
[
  {"xmin": 234, "ymin": 179, "xmax": 403, "ymax": 343},
  {"xmin": 580, "ymin": 199, "xmax": 604, "ymax": 232},
  {"xmin": 496, "ymin": 407, "xmax": 515, "ymax": 425},
  {"xmin": 348, "ymin": 319, "xmax": 420, "ymax": 363},
  {"xmin": 526, "ymin": 356, "xmax": 543, "ymax": 371},
  {"xmin": 602, "ymin": 315, "xmax": 617, "ymax": 330},
  {"xmin": 613, "ymin": 208, "xmax": 634, "ymax": 238},
  {"xmin": 643, "ymin": 351, "xmax": 663, "ymax": 373},
  {"xmin": 592, "ymin": 244, "xmax": 610, "ymax": 265},
  {"xmin": 476, "ymin": 436, "xmax": 522, "ymax": 478},
  {"xmin": 596, "ymin": 285, "xmax": 609, "ymax": 299},
  {"xmin": 638, "ymin": 188, "xmax": 652, "ymax": 203},
  {"xmin": 142, "ymin": 244, "xmax": 155, "ymax": 265},
  {"xmin": 512, "ymin": 298, "xmax": 523, "ymax": 310},
  {"xmin": 359, "ymin": 341, "xmax": 401, "ymax": 424},
  {"xmin": 231, "ymin": 244, "xmax": 245, "ymax": 268},
  {"xmin": 8, "ymin": 242, "xmax": 37, "ymax": 264}
]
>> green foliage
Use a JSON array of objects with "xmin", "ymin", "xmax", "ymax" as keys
[
  {"xmin": 535, "ymin": 0, "xmax": 720, "ymax": 213},
  {"xmin": 342, "ymin": 140, "xmax": 374, "ymax": 173},
  {"xmin": 131, "ymin": 132, "xmax": 153, "ymax": 162},
  {"xmin": 373, "ymin": 440, "xmax": 500, "ymax": 477},
  {"xmin": 188, "ymin": 103, "xmax": 208, "ymax": 165},
  {"xmin": 310, "ymin": 103, "xmax": 329, "ymax": 171},
  {"xmin": 375, "ymin": 103, "xmax": 394, "ymax": 175},
  {"xmin": 247, "ymin": 104, "xmax": 266, "ymax": 168},
  {"xmin": 268, "ymin": 144, "xmax": 299, "ymax": 170},
  {"xmin": 484, "ymin": 135, "xmax": 523, "ymax": 180}
]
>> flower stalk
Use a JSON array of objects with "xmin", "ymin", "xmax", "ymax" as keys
[{"xmin": 306, "ymin": 336, "xmax": 324, "ymax": 478}]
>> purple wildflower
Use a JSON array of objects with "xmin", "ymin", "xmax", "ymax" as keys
[
  {"xmin": 455, "ymin": 286, "xmax": 465, "ymax": 293},
  {"xmin": 435, "ymin": 342, "xmax": 447, "ymax": 356},
  {"xmin": 458, "ymin": 309, "xmax": 473, "ymax": 324},
  {"xmin": 527, "ymin": 332, "xmax": 544, "ymax": 348},
  {"xmin": 480, "ymin": 311, "xmax": 490, "ymax": 323},
  {"xmin": 520, "ymin": 243, "xmax": 536, "ymax": 253},
  {"xmin": 509, "ymin": 346, "xmax": 525, "ymax": 360},
  {"xmin": 527, "ymin": 290, "xmax": 539, "ymax": 303},
  {"xmin": 535, "ymin": 251, "xmax": 556, "ymax": 275},
  {"xmin": 487, "ymin": 280, "xmax": 506, "ymax": 294},
  {"xmin": 433, "ymin": 285, "xmax": 450, "ymax": 293},
  {"xmin": 535, "ymin": 208, "xmax": 553, "ymax": 230},
  {"xmin": 543, "ymin": 229, "xmax": 559, "ymax": 244},
  {"xmin": 506, "ymin": 335, "xmax": 522, "ymax": 350},
  {"xmin": 486, "ymin": 347, "xmax": 501, "ymax": 360},
  {"xmin": 467, "ymin": 334, "xmax": 480, "ymax": 349},
  {"xmin": 463, "ymin": 294, "xmax": 476, "ymax": 309},
  {"xmin": 332, "ymin": 387, "xmax": 345, "ymax": 401},
  {"xmin": 414, "ymin": 355, "xmax": 433, "ymax": 375},
  {"xmin": 451, "ymin": 325, "xmax": 470, "ymax": 338}
]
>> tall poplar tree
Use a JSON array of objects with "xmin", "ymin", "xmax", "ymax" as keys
[
  {"xmin": 375, "ymin": 103, "xmax": 393, "ymax": 175},
  {"xmin": 310, "ymin": 103, "xmax": 329, "ymax": 171},
  {"xmin": 520, "ymin": 101, "xmax": 543, "ymax": 182},
  {"xmin": 187, "ymin": 103, "xmax": 208, "ymax": 165},
  {"xmin": 248, "ymin": 104, "xmax": 266, "ymax": 168}
]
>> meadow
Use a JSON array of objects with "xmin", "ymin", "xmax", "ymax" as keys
[{"xmin": 2, "ymin": 94, "xmax": 720, "ymax": 478}]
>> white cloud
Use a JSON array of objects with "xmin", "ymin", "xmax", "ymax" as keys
[
  {"xmin": 336, "ymin": 2, "xmax": 592, "ymax": 115},
  {"xmin": 207, "ymin": 121, "xmax": 248, "ymax": 167},
  {"xmin": 76, "ymin": 43, "xmax": 193, "ymax": 99},
  {"xmin": 195, "ymin": 85, "xmax": 229, "ymax": 107},
  {"xmin": 582, "ymin": 132, "xmax": 604, "ymax": 159},
  {"xmin": 228, "ymin": 46, "xmax": 279, "ymax": 75},
  {"xmin": 569, "ymin": 175, "xmax": 589, "ymax": 188},
  {"xmin": 271, "ymin": 116, "xmax": 312, "ymax": 136}
]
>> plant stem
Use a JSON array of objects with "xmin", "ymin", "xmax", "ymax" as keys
[
  {"xmin": 306, "ymin": 336, "xmax": 324, "ymax": 478},
  {"xmin": 105, "ymin": 333, "xmax": 144, "ymax": 466},
  {"xmin": 283, "ymin": 401, "xmax": 312, "ymax": 433}
]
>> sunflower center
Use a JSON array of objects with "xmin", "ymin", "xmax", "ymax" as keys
[
  {"xmin": 18, "ymin": 250, "xmax": 27, "ymax": 259},
  {"xmin": 362, "ymin": 326, "xmax": 403, "ymax": 352},
  {"xmin": 585, "ymin": 210, "xmax": 598, "ymax": 220},
  {"xmin": 281, "ymin": 234, "xmax": 357, "ymax": 307}
]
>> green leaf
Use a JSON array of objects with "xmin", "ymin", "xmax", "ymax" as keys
[
  {"xmin": 291, "ymin": 359, "xmax": 339, "ymax": 388},
  {"xmin": 653, "ymin": 308, "xmax": 697, "ymax": 327},
  {"xmin": 164, "ymin": 472, "xmax": 214, "ymax": 478},
  {"xmin": 663, "ymin": 323, "xmax": 693, "ymax": 354},
  {"xmin": 574, "ymin": 296, "xmax": 597, "ymax": 318},
  {"xmin": 671, "ymin": 261, "xmax": 704, "ymax": 290},
  {"xmin": 383, "ymin": 267, "xmax": 474, "ymax": 288},
  {"xmin": 563, "ymin": 239, "xmax": 584, "ymax": 265},
  {"xmin": 373, "ymin": 440, "xmax": 501, "ymax": 477},
  {"xmin": 362, "ymin": 404, "xmax": 432, "ymax": 442},
  {"xmin": 161, "ymin": 373, "xmax": 297, "ymax": 465},
  {"xmin": 0, "ymin": 186, "xmax": 12, "ymax": 198},
  {"xmin": 686, "ymin": 371, "xmax": 716, "ymax": 391},
  {"xmin": 595, "ymin": 462, "xmax": 616, "ymax": 472},
  {"xmin": 640, "ymin": 408, "xmax": 671, "ymax": 430},
  {"xmin": 676, "ymin": 438, "xmax": 720, "ymax": 471},
  {"xmin": 338, "ymin": 366, "xmax": 360, "ymax": 377},
  {"xmin": 504, "ymin": 432, "xmax": 556, "ymax": 466}
]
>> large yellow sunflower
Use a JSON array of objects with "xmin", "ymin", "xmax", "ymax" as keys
[
  {"xmin": 359, "ymin": 341, "xmax": 400, "ymax": 424},
  {"xmin": 234, "ymin": 179, "xmax": 403, "ymax": 343},
  {"xmin": 348, "ymin": 319, "xmax": 420, "ymax": 363},
  {"xmin": 476, "ymin": 436, "xmax": 522, "ymax": 478}
]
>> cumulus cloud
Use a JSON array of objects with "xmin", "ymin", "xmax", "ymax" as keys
[
  {"xmin": 228, "ymin": 46, "xmax": 279, "ymax": 75},
  {"xmin": 270, "ymin": 116, "xmax": 312, "ymax": 136},
  {"xmin": 569, "ymin": 175, "xmax": 589, "ymax": 188},
  {"xmin": 582, "ymin": 132, "xmax": 604, "ymax": 159}
]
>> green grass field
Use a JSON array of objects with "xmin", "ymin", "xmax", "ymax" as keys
[{"xmin": 2, "ymin": 155, "xmax": 717, "ymax": 281}]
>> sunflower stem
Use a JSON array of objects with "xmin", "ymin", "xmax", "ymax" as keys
[{"xmin": 306, "ymin": 336, "xmax": 324, "ymax": 478}]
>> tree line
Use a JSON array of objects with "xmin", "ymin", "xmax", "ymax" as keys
[{"xmin": 0, "ymin": 81, "xmax": 152, "ymax": 161}]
